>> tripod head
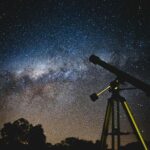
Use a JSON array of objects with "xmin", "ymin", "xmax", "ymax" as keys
[{"xmin": 90, "ymin": 79, "xmax": 121, "ymax": 101}]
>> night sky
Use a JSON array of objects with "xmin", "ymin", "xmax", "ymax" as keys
[{"xmin": 0, "ymin": 0, "xmax": 150, "ymax": 146}]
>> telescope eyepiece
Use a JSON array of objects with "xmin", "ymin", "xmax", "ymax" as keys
[
  {"xmin": 90, "ymin": 93, "xmax": 98, "ymax": 102},
  {"xmin": 89, "ymin": 55, "xmax": 101, "ymax": 65}
]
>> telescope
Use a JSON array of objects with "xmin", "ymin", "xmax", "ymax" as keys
[
  {"xmin": 89, "ymin": 55, "xmax": 149, "ymax": 150},
  {"xmin": 89, "ymin": 55, "xmax": 150, "ymax": 95}
]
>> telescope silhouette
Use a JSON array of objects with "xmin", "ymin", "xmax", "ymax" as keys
[
  {"xmin": 89, "ymin": 55, "xmax": 149, "ymax": 150},
  {"xmin": 89, "ymin": 55, "xmax": 150, "ymax": 95}
]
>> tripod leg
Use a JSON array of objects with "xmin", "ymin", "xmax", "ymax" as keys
[
  {"xmin": 101, "ymin": 100, "xmax": 112, "ymax": 150},
  {"xmin": 111, "ymin": 99, "xmax": 115, "ymax": 150},
  {"xmin": 117, "ymin": 100, "xmax": 120, "ymax": 149},
  {"xmin": 121, "ymin": 100, "xmax": 148, "ymax": 150}
]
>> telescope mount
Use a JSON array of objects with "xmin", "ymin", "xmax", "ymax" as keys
[{"xmin": 90, "ymin": 79, "xmax": 148, "ymax": 150}]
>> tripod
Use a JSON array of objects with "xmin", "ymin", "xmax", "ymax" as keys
[{"xmin": 90, "ymin": 79, "xmax": 148, "ymax": 150}]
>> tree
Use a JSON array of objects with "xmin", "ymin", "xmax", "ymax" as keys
[
  {"xmin": 28, "ymin": 124, "xmax": 46, "ymax": 147},
  {"xmin": 0, "ymin": 118, "xmax": 32, "ymax": 145},
  {"xmin": 0, "ymin": 118, "xmax": 49, "ymax": 150}
]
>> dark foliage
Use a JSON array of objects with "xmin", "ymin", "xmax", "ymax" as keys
[{"xmin": 0, "ymin": 118, "xmax": 149, "ymax": 150}]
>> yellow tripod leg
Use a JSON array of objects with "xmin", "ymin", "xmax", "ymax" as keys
[{"xmin": 122, "ymin": 101, "xmax": 148, "ymax": 150}]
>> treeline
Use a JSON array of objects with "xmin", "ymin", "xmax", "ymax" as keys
[{"xmin": 0, "ymin": 118, "xmax": 149, "ymax": 150}]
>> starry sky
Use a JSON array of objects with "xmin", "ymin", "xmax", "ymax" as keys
[{"xmin": 0, "ymin": 0, "xmax": 150, "ymax": 146}]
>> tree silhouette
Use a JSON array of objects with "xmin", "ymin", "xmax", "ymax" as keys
[
  {"xmin": 0, "ymin": 118, "xmax": 48, "ymax": 150},
  {"xmin": 59, "ymin": 137, "xmax": 95, "ymax": 150},
  {"xmin": 0, "ymin": 118, "xmax": 149, "ymax": 150},
  {"xmin": 1, "ymin": 118, "xmax": 32, "ymax": 145},
  {"xmin": 13, "ymin": 118, "xmax": 32, "ymax": 144},
  {"xmin": 28, "ymin": 124, "xmax": 47, "ymax": 150}
]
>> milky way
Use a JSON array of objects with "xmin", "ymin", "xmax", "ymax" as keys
[{"xmin": 0, "ymin": 0, "xmax": 150, "ymax": 145}]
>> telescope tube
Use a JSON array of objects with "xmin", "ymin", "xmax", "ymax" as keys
[{"xmin": 89, "ymin": 55, "xmax": 150, "ymax": 95}]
